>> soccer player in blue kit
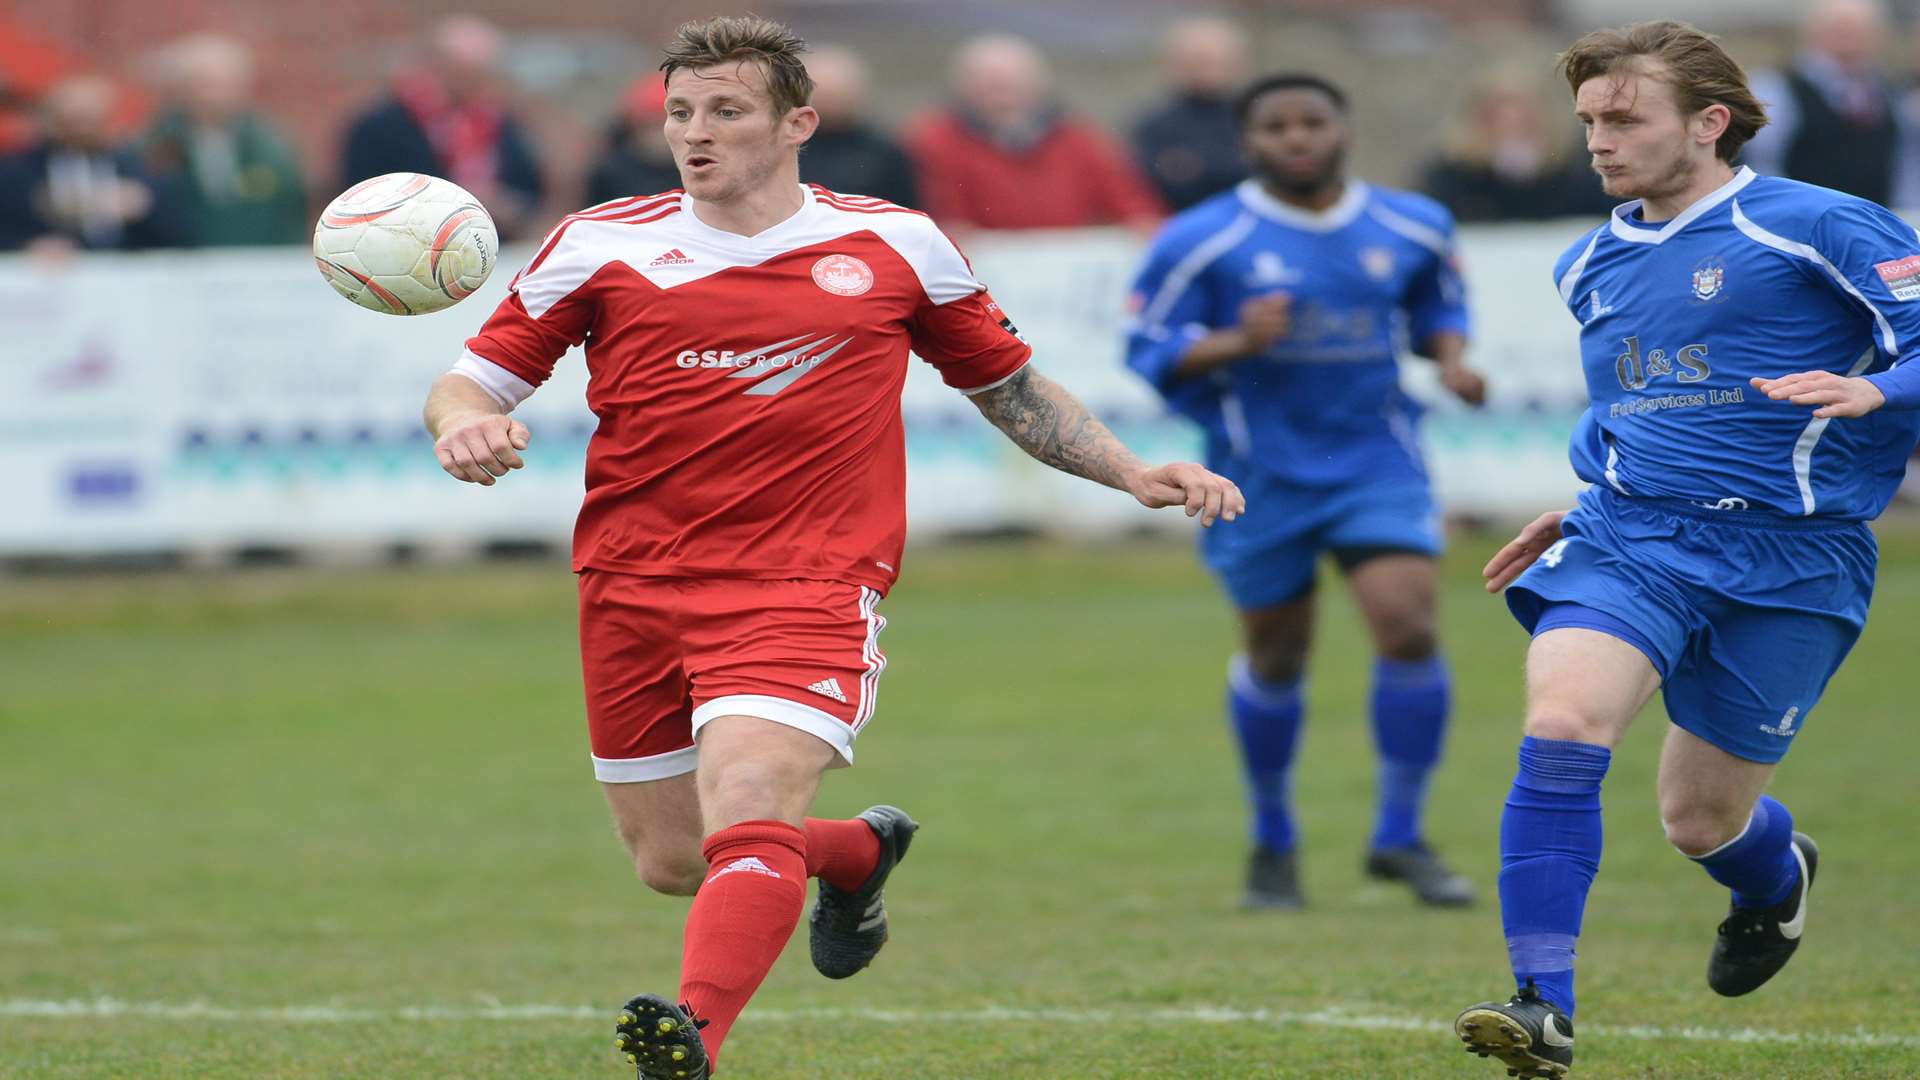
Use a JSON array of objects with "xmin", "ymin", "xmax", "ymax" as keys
[
  {"xmin": 1125, "ymin": 74, "xmax": 1488, "ymax": 910},
  {"xmin": 1454, "ymin": 22, "xmax": 1920, "ymax": 1079}
]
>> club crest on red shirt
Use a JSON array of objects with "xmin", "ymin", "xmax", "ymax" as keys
[{"xmin": 812, "ymin": 254, "xmax": 875, "ymax": 296}]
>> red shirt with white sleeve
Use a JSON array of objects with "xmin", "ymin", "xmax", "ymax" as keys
[{"xmin": 457, "ymin": 184, "xmax": 1032, "ymax": 593}]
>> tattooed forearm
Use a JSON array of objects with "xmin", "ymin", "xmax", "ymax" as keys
[{"xmin": 968, "ymin": 367, "xmax": 1146, "ymax": 490}]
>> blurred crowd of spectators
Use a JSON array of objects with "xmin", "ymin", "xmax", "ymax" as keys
[{"xmin": 2, "ymin": 2, "xmax": 1916, "ymax": 254}]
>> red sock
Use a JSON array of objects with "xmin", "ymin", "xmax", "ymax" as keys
[
  {"xmin": 804, "ymin": 817, "xmax": 881, "ymax": 891},
  {"xmin": 678, "ymin": 820, "xmax": 808, "ymax": 1067}
]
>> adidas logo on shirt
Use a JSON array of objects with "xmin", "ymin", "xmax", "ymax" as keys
[
  {"xmin": 707, "ymin": 856, "xmax": 782, "ymax": 884},
  {"xmin": 807, "ymin": 677, "xmax": 848, "ymax": 703},
  {"xmin": 649, "ymin": 247, "xmax": 695, "ymax": 267}
]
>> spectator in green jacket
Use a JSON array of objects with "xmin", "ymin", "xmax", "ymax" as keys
[{"xmin": 143, "ymin": 34, "xmax": 307, "ymax": 246}]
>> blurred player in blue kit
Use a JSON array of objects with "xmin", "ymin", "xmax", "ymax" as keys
[
  {"xmin": 1454, "ymin": 22, "xmax": 1920, "ymax": 1079},
  {"xmin": 1125, "ymin": 74, "xmax": 1488, "ymax": 910}
]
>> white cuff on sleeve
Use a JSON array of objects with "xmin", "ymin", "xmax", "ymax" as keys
[
  {"xmin": 957, "ymin": 357, "xmax": 1032, "ymax": 396},
  {"xmin": 450, "ymin": 349, "xmax": 537, "ymax": 409}
]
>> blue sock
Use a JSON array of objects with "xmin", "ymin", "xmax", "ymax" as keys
[
  {"xmin": 1368, "ymin": 654, "xmax": 1451, "ymax": 851},
  {"xmin": 1499, "ymin": 736, "xmax": 1612, "ymax": 1017},
  {"xmin": 1228, "ymin": 655, "xmax": 1304, "ymax": 854},
  {"xmin": 1691, "ymin": 795, "xmax": 1800, "ymax": 909}
]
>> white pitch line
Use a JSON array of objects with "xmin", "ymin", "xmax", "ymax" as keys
[{"xmin": 3, "ymin": 999, "xmax": 1917, "ymax": 1051}]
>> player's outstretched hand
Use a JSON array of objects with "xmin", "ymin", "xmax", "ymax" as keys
[
  {"xmin": 434, "ymin": 413, "xmax": 531, "ymax": 486},
  {"xmin": 1750, "ymin": 372, "xmax": 1886, "ymax": 418},
  {"xmin": 1125, "ymin": 462, "xmax": 1245, "ymax": 527},
  {"xmin": 1482, "ymin": 510, "xmax": 1569, "ymax": 594}
]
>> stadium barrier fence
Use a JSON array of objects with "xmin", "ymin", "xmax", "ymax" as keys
[{"xmin": 0, "ymin": 222, "xmax": 1595, "ymax": 559}]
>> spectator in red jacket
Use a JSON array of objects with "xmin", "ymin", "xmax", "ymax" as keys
[
  {"xmin": 905, "ymin": 34, "xmax": 1165, "ymax": 233},
  {"xmin": 339, "ymin": 16, "xmax": 545, "ymax": 240}
]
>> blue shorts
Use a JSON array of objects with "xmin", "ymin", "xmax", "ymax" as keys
[
  {"xmin": 1507, "ymin": 487, "xmax": 1876, "ymax": 764},
  {"xmin": 1201, "ymin": 461, "xmax": 1442, "ymax": 610}
]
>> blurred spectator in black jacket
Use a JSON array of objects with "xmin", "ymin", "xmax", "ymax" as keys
[
  {"xmin": 339, "ymin": 16, "xmax": 544, "ymax": 239},
  {"xmin": 1420, "ymin": 76, "xmax": 1614, "ymax": 223},
  {"xmin": 141, "ymin": 34, "xmax": 307, "ymax": 246},
  {"xmin": 1749, "ymin": 0, "xmax": 1895, "ymax": 205},
  {"xmin": 0, "ymin": 74, "xmax": 187, "ymax": 252},
  {"xmin": 585, "ymin": 75, "xmax": 681, "ymax": 206},
  {"xmin": 799, "ymin": 46, "xmax": 918, "ymax": 208},
  {"xmin": 1131, "ymin": 16, "xmax": 1249, "ymax": 212}
]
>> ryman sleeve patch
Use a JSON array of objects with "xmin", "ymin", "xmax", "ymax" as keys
[{"xmin": 1873, "ymin": 255, "xmax": 1920, "ymax": 300}]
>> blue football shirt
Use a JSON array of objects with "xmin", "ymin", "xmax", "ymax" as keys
[
  {"xmin": 1553, "ymin": 166, "xmax": 1920, "ymax": 520},
  {"xmin": 1125, "ymin": 179, "xmax": 1470, "ymax": 487}
]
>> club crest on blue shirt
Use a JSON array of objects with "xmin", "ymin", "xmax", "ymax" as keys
[
  {"xmin": 1690, "ymin": 256, "xmax": 1727, "ymax": 303},
  {"xmin": 1360, "ymin": 247, "xmax": 1396, "ymax": 281},
  {"xmin": 1246, "ymin": 251, "xmax": 1303, "ymax": 287}
]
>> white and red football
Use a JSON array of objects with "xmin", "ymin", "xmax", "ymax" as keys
[{"xmin": 312, "ymin": 172, "xmax": 497, "ymax": 315}]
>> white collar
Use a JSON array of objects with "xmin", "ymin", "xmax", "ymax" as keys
[
  {"xmin": 679, "ymin": 183, "xmax": 817, "ymax": 247},
  {"xmin": 1236, "ymin": 178, "xmax": 1370, "ymax": 232},
  {"xmin": 1608, "ymin": 166, "xmax": 1758, "ymax": 245}
]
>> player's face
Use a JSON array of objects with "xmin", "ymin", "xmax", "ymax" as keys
[
  {"xmin": 664, "ymin": 62, "xmax": 816, "ymax": 203},
  {"xmin": 1240, "ymin": 87, "xmax": 1348, "ymax": 197},
  {"xmin": 1574, "ymin": 67, "xmax": 1712, "ymax": 202}
]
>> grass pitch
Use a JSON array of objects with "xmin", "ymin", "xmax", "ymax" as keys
[{"xmin": 5, "ymin": 534, "xmax": 1920, "ymax": 1078}]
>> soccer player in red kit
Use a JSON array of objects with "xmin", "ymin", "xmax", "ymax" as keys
[{"xmin": 422, "ymin": 16, "xmax": 1244, "ymax": 1078}]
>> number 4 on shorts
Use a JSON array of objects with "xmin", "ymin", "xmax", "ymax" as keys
[{"xmin": 1540, "ymin": 538, "xmax": 1571, "ymax": 568}]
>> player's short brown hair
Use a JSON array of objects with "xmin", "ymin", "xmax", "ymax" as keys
[
  {"xmin": 660, "ymin": 15, "xmax": 813, "ymax": 116},
  {"xmin": 1557, "ymin": 20, "xmax": 1768, "ymax": 163}
]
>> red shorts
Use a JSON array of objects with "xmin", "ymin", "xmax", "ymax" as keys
[{"xmin": 577, "ymin": 571, "xmax": 889, "ymax": 782}]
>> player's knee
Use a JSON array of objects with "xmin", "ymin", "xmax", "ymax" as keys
[
  {"xmin": 1375, "ymin": 621, "xmax": 1436, "ymax": 663},
  {"xmin": 1244, "ymin": 626, "xmax": 1309, "ymax": 684},
  {"xmin": 1244, "ymin": 647, "xmax": 1306, "ymax": 685},
  {"xmin": 634, "ymin": 852, "xmax": 705, "ymax": 896},
  {"xmin": 1523, "ymin": 703, "xmax": 1612, "ymax": 746},
  {"xmin": 613, "ymin": 822, "xmax": 706, "ymax": 895},
  {"xmin": 701, "ymin": 759, "xmax": 797, "ymax": 825},
  {"xmin": 1660, "ymin": 799, "xmax": 1747, "ymax": 857}
]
